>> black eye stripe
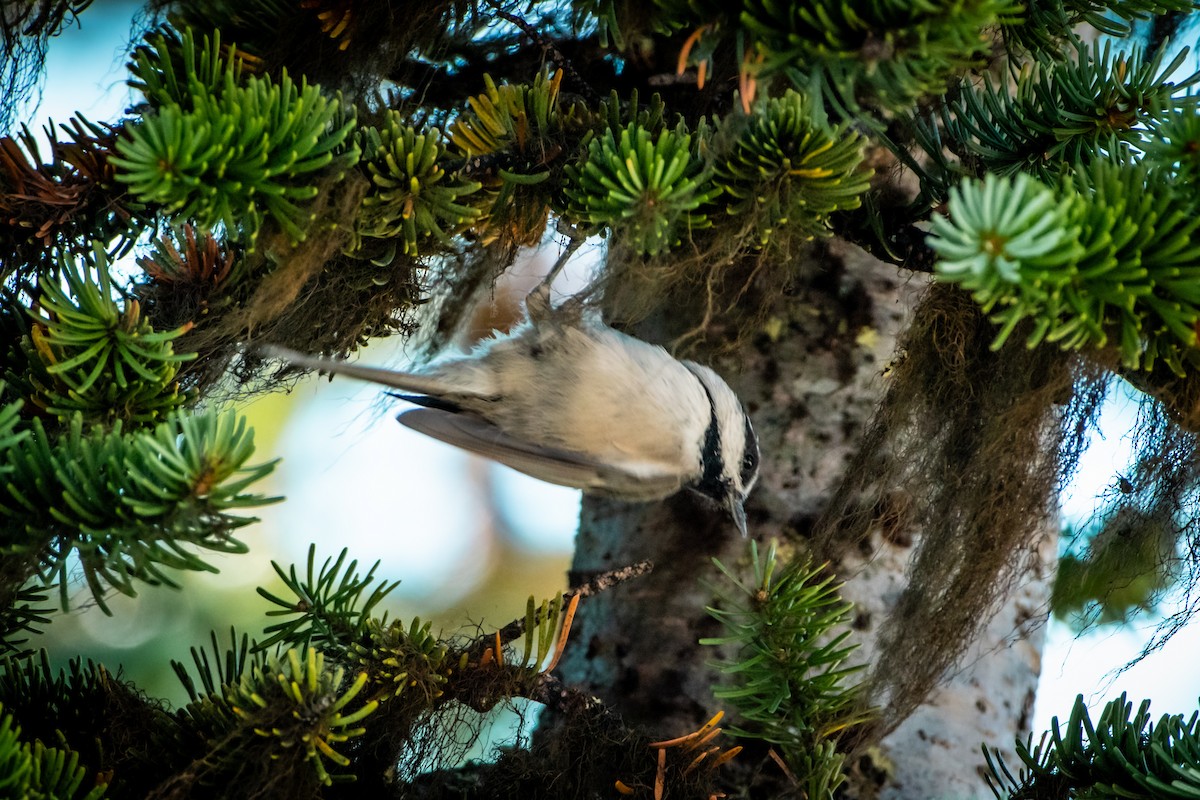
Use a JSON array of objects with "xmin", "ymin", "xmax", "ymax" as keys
[{"xmin": 693, "ymin": 376, "xmax": 727, "ymax": 501}]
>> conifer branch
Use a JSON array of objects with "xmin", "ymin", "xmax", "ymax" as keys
[
  {"xmin": 929, "ymin": 162, "xmax": 1200, "ymax": 372},
  {"xmin": 702, "ymin": 541, "xmax": 870, "ymax": 797},
  {"xmin": 0, "ymin": 410, "xmax": 279, "ymax": 612},
  {"xmin": 985, "ymin": 693, "xmax": 1200, "ymax": 798},
  {"xmin": 113, "ymin": 27, "xmax": 361, "ymax": 245}
]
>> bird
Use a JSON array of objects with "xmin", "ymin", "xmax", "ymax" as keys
[{"xmin": 264, "ymin": 289, "xmax": 759, "ymax": 536}]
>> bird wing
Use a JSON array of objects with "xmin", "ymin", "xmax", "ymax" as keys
[{"xmin": 398, "ymin": 408, "xmax": 683, "ymax": 499}]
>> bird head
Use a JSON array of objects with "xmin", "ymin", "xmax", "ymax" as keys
[{"xmin": 682, "ymin": 363, "xmax": 760, "ymax": 537}]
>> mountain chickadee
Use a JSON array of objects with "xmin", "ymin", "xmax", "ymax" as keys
[{"xmin": 265, "ymin": 290, "xmax": 759, "ymax": 536}]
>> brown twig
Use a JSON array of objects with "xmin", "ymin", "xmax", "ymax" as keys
[{"xmin": 465, "ymin": 559, "xmax": 654, "ymax": 660}]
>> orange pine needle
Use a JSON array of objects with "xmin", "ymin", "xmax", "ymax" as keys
[
  {"xmin": 494, "ymin": 631, "xmax": 504, "ymax": 667},
  {"xmin": 614, "ymin": 780, "xmax": 635, "ymax": 795},
  {"xmin": 676, "ymin": 26, "xmax": 708, "ymax": 76},
  {"xmin": 768, "ymin": 748, "xmax": 798, "ymax": 784},
  {"xmin": 479, "ymin": 647, "xmax": 494, "ymax": 668},
  {"xmin": 738, "ymin": 49, "xmax": 761, "ymax": 113},
  {"xmin": 683, "ymin": 748, "xmax": 712, "ymax": 775},
  {"xmin": 685, "ymin": 725, "xmax": 722, "ymax": 752},
  {"xmin": 650, "ymin": 711, "xmax": 724, "ymax": 748},
  {"xmin": 654, "ymin": 748, "xmax": 666, "ymax": 800},
  {"xmin": 543, "ymin": 592, "xmax": 580, "ymax": 674},
  {"xmin": 708, "ymin": 746, "xmax": 743, "ymax": 770},
  {"xmin": 697, "ymin": 59, "xmax": 708, "ymax": 89}
]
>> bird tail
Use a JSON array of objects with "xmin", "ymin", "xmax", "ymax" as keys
[{"xmin": 261, "ymin": 345, "xmax": 462, "ymax": 398}]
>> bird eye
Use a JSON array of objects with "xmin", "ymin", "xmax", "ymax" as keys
[
  {"xmin": 739, "ymin": 448, "xmax": 759, "ymax": 486},
  {"xmin": 740, "ymin": 416, "xmax": 759, "ymax": 484}
]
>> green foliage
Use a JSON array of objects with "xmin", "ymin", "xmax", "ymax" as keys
[
  {"xmin": 1067, "ymin": 159, "xmax": 1200, "ymax": 372},
  {"xmin": 249, "ymin": 547, "xmax": 574, "ymax": 721},
  {"xmin": 1052, "ymin": 519, "xmax": 1176, "ymax": 627},
  {"xmin": 646, "ymin": 0, "xmax": 726, "ymax": 33},
  {"xmin": 351, "ymin": 591, "xmax": 570, "ymax": 709},
  {"xmin": 713, "ymin": 89, "xmax": 870, "ymax": 243},
  {"xmin": 1005, "ymin": 0, "xmax": 1198, "ymax": 53},
  {"xmin": 520, "ymin": 593, "xmax": 570, "ymax": 670},
  {"xmin": 566, "ymin": 121, "xmax": 713, "ymax": 256},
  {"xmin": 172, "ymin": 627, "xmax": 257, "ymax": 703},
  {"xmin": 0, "ymin": 709, "xmax": 34, "ymax": 798},
  {"xmin": 257, "ymin": 545, "xmax": 400, "ymax": 656},
  {"xmin": 0, "ymin": 583, "xmax": 54, "ymax": 657},
  {"xmin": 355, "ymin": 616, "xmax": 451, "ymax": 703},
  {"xmin": 702, "ymin": 541, "xmax": 867, "ymax": 796},
  {"xmin": 928, "ymin": 162, "xmax": 1200, "ymax": 372},
  {"xmin": 0, "ymin": 703, "xmax": 107, "ymax": 800},
  {"xmin": 985, "ymin": 693, "xmax": 1200, "ymax": 798},
  {"xmin": 228, "ymin": 647, "xmax": 377, "ymax": 786},
  {"xmin": 172, "ymin": 637, "xmax": 383, "ymax": 791},
  {"xmin": 598, "ymin": 89, "xmax": 670, "ymax": 137},
  {"xmin": 448, "ymin": 70, "xmax": 571, "ymax": 168},
  {"xmin": 447, "ymin": 69, "xmax": 588, "ymax": 246},
  {"xmin": 0, "ymin": 386, "xmax": 26, "ymax": 454},
  {"xmin": 356, "ymin": 113, "xmax": 481, "ymax": 257},
  {"xmin": 20, "ymin": 244, "xmax": 194, "ymax": 425},
  {"xmin": 127, "ymin": 26, "xmax": 245, "ymax": 112},
  {"xmin": 172, "ymin": 673, "xmax": 243, "ymax": 751},
  {"xmin": 941, "ymin": 41, "xmax": 1200, "ymax": 181},
  {"xmin": 113, "ymin": 27, "xmax": 360, "ymax": 244},
  {"xmin": 160, "ymin": 0, "xmax": 479, "ymax": 66},
  {"xmin": 743, "ymin": 0, "xmax": 1021, "ymax": 110},
  {"xmin": 929, "ymin": 172, "xmax": 1085, "ymax": 347},
  {"xmin": 0, "ymin": 651, "xmax": 178, "ymax": 799},
  {"xmin": 154, "ymin": 0, "xmax": 298, "ymax": 56},
  {"xmin": 580, "ymin": 0, "xmax": 1021, "ymax": 111},
  {"xmin": 0, "ymin": 410, "xmax": 278, "ymax": 612},
  {"xmin": 168, "ymin": 561, "xmax": 577, "ymax": 791},
  {"xmin": 575, "ymin": 0, "xmax": 694, "ymax": 46},
  {"xmin": 1145, "ymin": 100, "xmax": 1200, "ymax": 188}
]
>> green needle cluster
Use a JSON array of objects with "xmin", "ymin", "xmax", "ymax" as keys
[
  {"xmin": 113, "ymin": 28, "xmax": 359, "ymax": 244},
  {"xmin": 0, "ymin": 703, "xmax": 106, "ymax": 800},
  {"xmin": 929, "ymin": 172, "xmax": 1084, "ymax": 349},
  {"xmin": 0, "ymin": 204, "xmax": 279, "ymax": 643},
  {"xmin": 448, "ymin": 70, "xmax": 566, "ymax": 169},
  {"xmin": 566, "ymin": 121, "xmax": 714, "ymax": 256},
  {"xmin": 356, "ymin": 617, "xmax": 451, "ymax": 703},
  {"xmin": 0, "ymin": 409, "xmax": 278, "ymax": 612},
  {"xmin": 741, "ymin": 0, "xmax": 1021, "ymax": 108},
  {"xmin": 942, "ymin": 41, "xmax": 1200, "ymax": 180},
  {"xmin": 1145, "ymin": 102, "xmax": 1200, "ymax": 188},
  {"xmin": 702, "ymin": 541, "xmax": 867, "ymax": 798},
  {"xmin": 24, "ymin": 245, "xmax": 194, "ymax": 425},
  {"xmin": 930, "ymin": 164, "xmax": 1200, "ymax": 371},
  {"xmin": 228, "ymin": 648, "xmax": 377, "ymax": 786},
  {"xmin": 357, "ymin": 113, "xmax": 481, "ymax": 257},
  {"xmin": 714, "ymin": 90, "xmax": 870, "ymax": 243},
  {"xmin": 986, "ymin": 693, "xmax": 1200, "ymax": 798}
]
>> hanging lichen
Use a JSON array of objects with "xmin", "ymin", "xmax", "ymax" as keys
[{"xmin": 812, "ymin": 283, "xmax": 1108, "ymax": 733}]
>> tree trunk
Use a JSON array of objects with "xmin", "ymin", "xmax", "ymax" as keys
[{"xmin": 553, "ymin": 241, "xmax": 1051, "ymax": 797}]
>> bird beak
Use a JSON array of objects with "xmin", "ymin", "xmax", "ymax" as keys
[{"xmin": 727, "ymin": 495, "xmax": 748, "ymax": 538}]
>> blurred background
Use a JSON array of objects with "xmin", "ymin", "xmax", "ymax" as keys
[{"xmin": 18, "ymin": 0, "xmax": 1200, "ymax": 742}]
